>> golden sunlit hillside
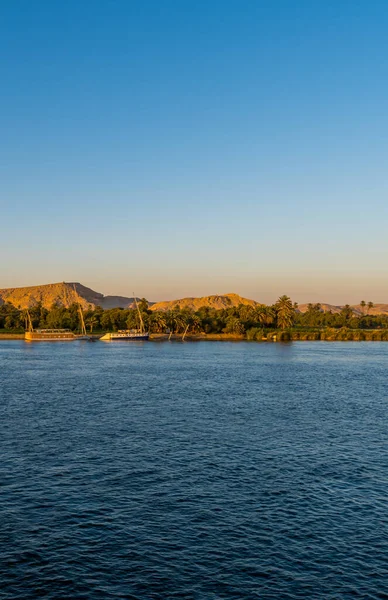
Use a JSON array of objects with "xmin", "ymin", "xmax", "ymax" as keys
[{"xmin": 150, "ymin": 293, "xmax": 259, "ymax": 312}]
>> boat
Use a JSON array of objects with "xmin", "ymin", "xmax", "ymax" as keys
[
  {"xmin": 100, "ymin": 295, "xmax": 149, "ymax": 341},
  {"xmin": 99, "ymin": 329, "xmax": 149, "ymax": 341},
  {"xmin": 25, "ymin": 328, "xmax": 76, "ymax": 341},
  {"xmin": 24, "ymin": 300, "xmax": 89, "ymax": 342},
  {"xmin": 25, "ymin": 309, "xmax": 76, "ymax": 341}
]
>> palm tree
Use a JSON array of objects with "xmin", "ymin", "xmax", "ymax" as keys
[
  {"xmin": 86, "ymin": 315, "xmax": 98, "ymax": 333},
  {"xmin": 149, "ymin": 312, "xmax": 167, "ymax": 333},
  {"xmin": 275, "ymin": 295, "xmax": 295, "ymax": 330},
  {"xmin": 367, "ymin": 301, "xmax": 374, "ymax": 315},
  {"xmin": 165, "ymin": 310, "xmax": 175, "ymax": 333},
  {"xmin": 167, "ymin": 309, "xmax": 186, "ymax": 334},
  {"xmin": 224, "ymin": 316, "xmax": 245, "ymax": 335},
  {"xmin": 360, "ymin": 300, "xmax": 366, "ymax": 315},
  {"xmin": 255, "ymin": 306, "xmax": 275, "ymax": 327},
  {"xmin": 238, "ymin": 304, "xmax": 255, "ymax": 323},
  {"xmin": 340, "ymin": 304, "xmax": 353, "ymax": 326},
  {"xmin": 187, "ymin": 313, "xmax": 202, "ymax": 333}
]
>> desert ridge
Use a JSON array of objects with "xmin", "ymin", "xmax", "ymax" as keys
[
  {"xmin": 0, "ymin": 283, "xmax": 260, "ymax": 312},
  {"xmin": 1, "ymin": 282, "xmax": 388, "ymax": 315},
  {"xmin": 149, "ymin": 293, "xmax": 258, "ymax": 312},
  {"xmin": 0, "ymin": 282, "xmax": 136, "ymax": 311}
]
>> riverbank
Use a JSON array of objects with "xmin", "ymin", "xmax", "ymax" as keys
[
  {"xmin": 152, "ymin": 331, "xmax": 388, "ymax": 341},
  {"xmin": 0, "ymin": 333, "xmax": 103, "ymax": 340},
  {"xmin": 3, "ymin": 329, "xmax": 385, "ymax": 344},
  {"xmin": 2, "ymin": 330, "xmax": 388, "ymax": 341},
  {"xmin": 149, "ymin": 333, "xmax": 246, "ymax": 341}
]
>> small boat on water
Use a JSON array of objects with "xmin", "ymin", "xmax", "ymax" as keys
[{"xmin": 100, "ymin": 295, "xmax": 149, "ymax": 341}]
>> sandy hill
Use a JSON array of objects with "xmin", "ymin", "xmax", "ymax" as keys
[
  {"xmin": 0, "ymin": 282, "xmax": 136, "ymax": 310},
  {"xmin": 351, "ymin": 303, "xmax": 388, "ymax": 316},
  {"xmin": 298, "ymin": 303, "xmax": 388, "ymax": 316},
  {"xmin": 150, "ymin": 293, "xmax": 258, "ymax": 312},
  {"xmin": 298, "ymin": 303, "xmax": 343, "ymax": 314},
  {"xmin": 2, "ymin": 282, "xmax": 388, "ymax": 316}
]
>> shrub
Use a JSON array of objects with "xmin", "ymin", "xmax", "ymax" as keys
[
  {"xmin": 246, "ymin": 327, "xmax": 259, "ymax": 340},
  {"xmin": 278, "ymin": 330, "xmax": 292, "ymax": 342}
]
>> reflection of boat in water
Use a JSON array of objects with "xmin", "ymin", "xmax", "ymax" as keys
[{"xmin": 100, "ymin": 294, "xmax": 149, "ymax": 341}]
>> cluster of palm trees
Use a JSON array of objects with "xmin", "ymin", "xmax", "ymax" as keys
[
  {"xmin": 146, "ymin": 310, "xmax": 202, "ymax": 334},
  {"xmin": 0, "ymin": 295, "xmax": 302, "ymax": 334},
  {"xmin": 2, "ymin": 294, "xmax": 385, "ymax": 336},
  {"xmin": 359, "ymin": 301, "xmax": 374, "ymax": 315},
  {"xmin": 137, "ymin": 295, "xmax": 296, "ymax": 334}
]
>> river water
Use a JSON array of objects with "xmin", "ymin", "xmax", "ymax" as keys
[{"xmin": 1, "ymin": 340, "xmax": 387, "ymax": 599}]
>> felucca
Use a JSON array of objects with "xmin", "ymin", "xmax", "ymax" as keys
[
  {"xmin": 24, "ymin": 289, "xmax": 90, "ymax": 341},
  {"xmin": 24, "ymin": 310, "xmax": 76, "ymax": 341},
  {"xmin": 100, "ymin": 294, "xmax": 149, "ymax": 341}
]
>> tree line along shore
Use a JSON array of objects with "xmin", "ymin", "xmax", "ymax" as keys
[{"xmin": 1, "ymin": 296, "xmax": 388, "ymax": 341}]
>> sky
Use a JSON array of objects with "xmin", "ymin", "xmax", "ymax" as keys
[{"xmin": 1, "ymin": 0, "xmax": 388, "ymax": 304}]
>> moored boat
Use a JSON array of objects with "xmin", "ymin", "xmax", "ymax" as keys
[
  {"xmin": 100, "ymin": 294, "xmax": 149, "ymax": 341},
  {"xmin": 24, "ymin": 299, "xmax": 90, "ymax": 341},
  {"xmin": 100, "ymin": 329, "xmax": 149, "ymax": 341},
  {"xmin": 25, "ymin": 328, "xmax": 76, "ymax": 341}
]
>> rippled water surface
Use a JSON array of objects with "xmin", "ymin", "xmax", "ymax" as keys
[{"xmin": 1, "ymin": 340, "xmax": 388, "ymax": 599}]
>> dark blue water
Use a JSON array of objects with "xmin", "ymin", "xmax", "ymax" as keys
[{"xmin": 1, "ymin": 341, "xmax": 388, "ymax": 599}]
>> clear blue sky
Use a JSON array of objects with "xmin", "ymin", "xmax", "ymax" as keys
[{"xmin": 1, "ymin": 0, "xmax": 388, "ymax": 303}]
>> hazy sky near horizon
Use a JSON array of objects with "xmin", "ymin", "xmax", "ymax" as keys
[{"xmin": 1, "ymin": 1, "xmax": 388, "ymax": 304}]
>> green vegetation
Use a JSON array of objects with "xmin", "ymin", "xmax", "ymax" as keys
[{"xmin": 1, "ymin": 296, "xmax": 388, "ymax": 341}]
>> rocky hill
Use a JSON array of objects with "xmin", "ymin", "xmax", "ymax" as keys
[
  {"xmin": 0, "ymin": 282, "xmax": 135, "ymax": 310},
  {"xmin": 150, "ymin": 293, "xmax": 258, "ymax": 312}
]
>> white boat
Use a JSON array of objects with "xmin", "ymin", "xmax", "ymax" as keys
[
  {"xmin": 100, "ymin": 329, "xmax": 149, "ymax": 341},
  {"xmin": 100, "ymin": 295, "xmax": 149, "ymax": 341}
]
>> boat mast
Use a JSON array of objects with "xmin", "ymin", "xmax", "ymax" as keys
[
  {"xmin": 133, "ymin": 293, "xmax": 145, "ymax": 334},
  {"xmin": 78, "ymin": 305, "xmax": 87, "ymax": 336},
  {"xmin": 73, "ymin": 284, "xmax": 87, "ymax": 336},
  {"xmin": 26, "ymin": 310, "xmax": 34, "ymax": 332}
]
